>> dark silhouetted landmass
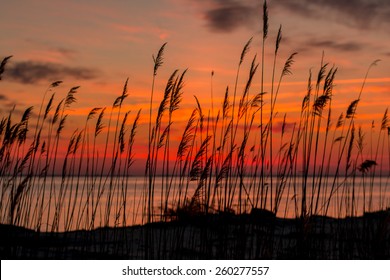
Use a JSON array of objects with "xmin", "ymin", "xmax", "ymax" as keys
[{"xmin": 1, "ymin": 209, "xmax": 389, "ymax": 260}]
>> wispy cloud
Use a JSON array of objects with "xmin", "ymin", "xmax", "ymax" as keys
[
  {"xmin": 5, "ymin": 61, "xmax": 100, "ymax": 84},
  {"xmin": 304, "ymin": 39, "xmax": 363, "ymax": 52},
  {"xmin": 49, "ymin": 47, "xmax": 77, "ymax": 60},
  {"xmin": 272, "ymin": 120, "xmax": 295, "ymax": 134},
  {"xmin": 112, "ymin": 23, "xmax": 170, "ymax": 41},
  {"xmin": 19, "ymin": 38, "xmax": 81, "ymax": 64}
]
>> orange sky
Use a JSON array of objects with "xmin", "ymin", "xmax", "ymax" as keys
[{"xmin": 1, "ymin": 0, "xmax": 389, "ymax": 174}]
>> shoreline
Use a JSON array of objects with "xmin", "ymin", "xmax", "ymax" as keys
[{"xmin": 1, "ymin": 208, "xmax": 389, "ymax": 260}]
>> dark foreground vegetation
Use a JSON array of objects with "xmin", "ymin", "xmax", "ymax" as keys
[{"xmin": 2, "ymin": 208, "xmax": 390, "ymax": 259}]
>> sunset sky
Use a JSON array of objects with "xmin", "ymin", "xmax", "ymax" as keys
[{"xmin": 1, "ymin": 0, "xmax": 389, "ymax": 173}]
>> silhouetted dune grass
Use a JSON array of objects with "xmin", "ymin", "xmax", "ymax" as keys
[{"xmin": 1, "ymin": 0, "xmax": 389, "ymax": 259}]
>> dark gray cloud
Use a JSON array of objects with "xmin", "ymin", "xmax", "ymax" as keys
[
  {"xmin": 204, "ymin": 1, "xmax": 259, "ymax": 32},
  {"xmin": 273, "ymin": 0, "xmax": 390, "ymax": 29},
  {"xmin": 0, "ymin": 94, "xmax": 7, "ymax": 100},
  {"xmin": 5, "ymin": 61, "xmax": 99, "ymax": 84},
  {"xmin": 197, "ymin": 0, "xmax": 390, "ymax": 33},
  {"xmin": 200, "ymin": 0, "xmax": 260, "ymax": 32}
]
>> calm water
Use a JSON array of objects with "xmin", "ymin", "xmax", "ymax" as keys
[{"xmin": 2, "ymin": 175, "xmax": 389, "ymax": 232}]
